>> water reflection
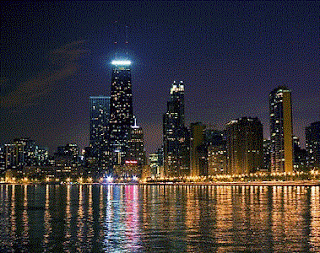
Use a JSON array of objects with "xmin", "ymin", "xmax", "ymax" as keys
[{"xmin": 0, "ymin": 184, "xmax": 319, "ymax": 252}]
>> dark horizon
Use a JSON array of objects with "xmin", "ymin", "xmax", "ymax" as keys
[{"xmin": 1, "ymin": 2, "xmax": 319, "ymax": 155}]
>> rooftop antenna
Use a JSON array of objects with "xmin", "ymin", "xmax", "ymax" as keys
[{"xmin": 125, "ymin": 25, "xmax": 129, "ymax": 57}]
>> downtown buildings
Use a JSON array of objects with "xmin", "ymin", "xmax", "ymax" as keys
[{"xmin": 87, "ymin": 59, "xmax": 146, "ymax": 179}]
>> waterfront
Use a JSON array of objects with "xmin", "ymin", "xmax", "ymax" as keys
[{"xmin": 0, "ymin": 184, "xmax": 319, "ymax": 252}]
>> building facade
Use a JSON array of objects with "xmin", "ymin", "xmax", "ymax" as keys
[
  {"xmin": 109, "ymin": 60, "xmax": 134, "ymax": 167},
  {"xmin": 306, "ymin": 121, "xmax": 320, "ymax": 170},
  {"xmin": 269, "ymin": 86, "xmax": 293, "ymax": 173},
  {"xmin": 226, "ymin": 117, "xmax": 263, "ymax": 175},
  {"xmin": 163, "ymin": 81, "xmax": 190, "ymax": 177},
  {"xmin": 206, "ymin": 129, "xmax": 227, "ymax": 175},
  {"xmin": 190, "ymin": 122, "xmax": 207, "ymax": 177},
  {"xmin": 89, "ymin": 96, "xmax": 110, "ymax": 170}
]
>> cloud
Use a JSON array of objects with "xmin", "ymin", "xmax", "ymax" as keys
[{"xmin": 0, "ymin": 40, "xmax": 88, "ymax": 108}]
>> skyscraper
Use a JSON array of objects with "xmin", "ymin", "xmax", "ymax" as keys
[
  {"xmin": 306, "ymin": 121, "xmax": 320, "ymax": 170},
  {"xmin": 269, "ymin": 86, "xmax": 293, "ymax": 173},
  {"xmin": 109, "ymin": 60, "xmax": 134, "ymax": 166},
  {"xmin": 89, "ymin": 96, "xmax": 110, "ymax": 169},
  {"xmin": 190, "ymin": 122, "xmax": 207, "ymax": 177},
  {"xmin": 163, "ymin": 81, "xmax": 190, "ymax": 177},
  {"xmin": 226, "ymin": 117, "xmax": 263, "ymax": 175}
]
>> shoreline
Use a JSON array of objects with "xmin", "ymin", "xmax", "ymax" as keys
[{"xmin": 1, "ymin": 180, "xmax": 320, "ymax": 186}]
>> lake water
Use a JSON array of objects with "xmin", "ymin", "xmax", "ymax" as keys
[{"xmin": 0, "ymin": 184, "xmax": 319, "ymax": 252}]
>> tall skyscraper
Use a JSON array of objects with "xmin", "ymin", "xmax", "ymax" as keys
[
  {"xmin": 163, "ymin": 81, "xmax": 190, "ymax": 177},
  {"xmin": 306, "ymin": 121, "xmax": 320, "ymax": 170},
  {"xmin": 269, "ymin": 86, "xmax": 293, "ymax": 173},
  {"xmin": 89, "ymin": 96, "xmax": 110, "ymax": 169},
  {"xmin": 109, "ymin": 60, "xmax": 134, "ymax": 166},
  {"xmin": 226, "ymin": 117, "xmax": 263, "ymax": 175}
]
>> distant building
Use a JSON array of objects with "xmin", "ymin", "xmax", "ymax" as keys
[
  {"xmin": 54, "ymin": 143, "xmax": 79, "ymax": 168},
  {"xmin": 226, "ymin": 117, "xmax": 263, "ymax": 175},
  {"xmin": 123, "ymin": 118, "xmax": 146, "ymax": 178},
  {"xmin": 269, "ymin": 86, "xmax": 293, "ymax": 173},
  {"xmin": 190, "ymin": 122, "xmax": 207, "ymax": 177},
  {"xmin": 206, "ymin": 130, "xmax": 227, "ymax": 175},
  {"xmin": 109, "ymin": 60, "xmax": 134, "ymax": 167},
  {"xmin": 163, "ymin": 81, "xmax": 190, "ymax": 177},
  {"xmin": 263, "ymin": 139, "xmax": 271, "ymax": 172},
  {"xmin": 306, "ymin": 121, "xmax": 320, "ymax": 170},
  {"xmin": 89, "ymin": 95, "xmax": 110, "ymax": 170},
  {"xmin": 293, "ymin": 136, "xmax": 307, "ymax": 172}
]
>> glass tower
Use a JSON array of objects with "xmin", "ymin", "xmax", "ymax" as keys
[
  {"xmin": 89, "ymin": 96, "xmax": 110, "ymax": 169},
  {"xmin": 269, "ymin": 86, "xmax": 293, "ymax": 173}
]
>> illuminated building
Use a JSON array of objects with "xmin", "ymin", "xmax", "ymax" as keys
[
  {"xmin": 109, "ymin": 60, "xmax": 134, "ymax": 167},
  {"xmin": 89, "ymin": 95, "xmax": 110, "ymax": 170},
  {"xmin": 269, "ymin": 86, "xmax": 293, "ymax": 173},
  {"xmin": 206, "ymin": 130, "xmax": 227, "ymax": 175},
  {"xmin": 163, "ymin": 81, "xmax": 190, "ymax": 177},
  {"xmin": 263, "ymin": 139, "xmax": 271, "ymax": 172},
  {"xmin": 293, "ymin": 136, "xmax": 307, "ymax": 171},
  {"xmin": 54, "ymin": 143, "xmax": 80, "ymax": 168},
  {"xmin": 124, "ymin": 117, "xmax": 146, "ymax": 178},
  {"xmin": 190, "ymin": 122, "xmax": 207, "ymax": 177},
  {"xmin": 226, "ymin": 117, "xmax": 263, "ymax": 175},
  {"xmin": 306, "ymin": 121, "xmax": 320, "ymax": 169}
]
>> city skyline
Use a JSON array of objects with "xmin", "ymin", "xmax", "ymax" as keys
[{"xmin": 1, "ymin": 2, "xmax": 319, "ymax": 155}]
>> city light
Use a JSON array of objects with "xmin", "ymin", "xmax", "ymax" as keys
[{"xmin": 111, "ymin": 60, "xmax": 131, "ymax": 65}]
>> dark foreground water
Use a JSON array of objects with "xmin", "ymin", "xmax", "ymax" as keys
[{"xmin": 0, "ymin": 184, "xmax": 319, "ymax": 252}]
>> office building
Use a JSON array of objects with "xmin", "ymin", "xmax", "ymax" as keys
[
  {"xmin": 163, "ymin": 81, "xmax": 190, "ymax": 177},
  {"xmin": 226, "ymin": 117, "xmax": 263, "ymax": 175},
  {"xmin": 109, "ymin": 60, "xmax": 134, "ymax": 166},
  {"xmin": 89, "ymin": 95, "xmax": 110, "ymax": 169},
  {"xmin": 206, "ymin": 129, "xmax": 227, "ymax": 175},
  {"xmin": 269, "ymin": 86, "xmax": 293, "ymax": 173},
  {"xmin": 190, "ymin": 122, "xmax": 207, "ymax": 177},
  {"xmin": 123, "ymin": 118, "xmax": 146, "ymax": 178},
  {"xmin": 306, "ymin": 121, "xmax": 320, "ymax": 169}
]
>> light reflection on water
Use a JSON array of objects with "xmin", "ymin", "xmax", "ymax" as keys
[{"xmin": 0, "ymin": 184, "xmax": 319, "ymax": 252}]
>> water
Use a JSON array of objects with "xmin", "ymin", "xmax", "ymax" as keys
[{"xmin": 0, "ymin": 184, "xmax": 319, "ymax": 252}]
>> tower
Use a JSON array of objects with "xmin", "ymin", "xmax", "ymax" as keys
[
  {"xmin": 89, "ymin": 96, "xmax": 110, "ymax": 169},
  {"xmin": 109, "ymin": 60, "xmax": 134, "ymax": 166},
  {"xmin": 163, "ymin": 81, "xmax": 190, "ymax": 177},
  {"xmin": 269, "ymin": 86, "xmax": 293, "ymax": 173},
  {"xmin": 226, "ymin": 117, "xmax": 263, "ymax": 175}
]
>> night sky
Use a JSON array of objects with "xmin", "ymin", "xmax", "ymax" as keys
[{"xmin": 1, "ymin": 2, "xmax": 319, "ymax": 155}]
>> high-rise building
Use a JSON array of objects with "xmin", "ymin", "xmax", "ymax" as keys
[
  {"xmin": 293, "ymin": 136, "xmax": 307, "ymax": 172},
  {"xmin": 306, "ymin": 121, "xmax": 320, "ymax": 170},
  {"xmin": 206, "ymin": 129, "xmax": 227, "ymax": 175},
  {"xmin": 226, "ymin": 117, "xmax": 263, "ymax": 175},
  {"xmin": 163, "ymin": 81, "xmax": 190, "ymax": 177},
  {"xmin": 123, "ymin": 118, "xmax": 146, "ymax": 178},
  {"xmin": 190, "ymin": 122, "xmax": 207, "ymax": 177},
  {"xmin": 89, "ymin": 96, "xmax": 110, "ymax": 169},
  {"xmin": 263, "ymin": 139, "xmax": 271, "ymax": 172},
  {"xmin": 109, "ymin": 60, "xmax": 134, "ymax": 166},
  {"xmin": 269, "ymin": 86, "xmax": 293, "ymax": 173}
]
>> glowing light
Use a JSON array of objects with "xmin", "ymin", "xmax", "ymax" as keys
[
  {"xmin": 106, "ymin": 176, "xmax": 113, "ymax": 183},
  {"xmin": 111, "ymin": 60, "xmax": 131, "ymax": 65}
]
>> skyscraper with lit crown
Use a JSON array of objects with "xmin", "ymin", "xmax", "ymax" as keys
[
  {"xmin": 109, "ymin": 60, "xmax": 134, "ymax": 166},
  {"xmin": 269, "ymin": 86, "xmax": 293, "ymax": 173},
  {"xmin": 163, "ymin": 81, "xmax": 190, "ymax": 177}
]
